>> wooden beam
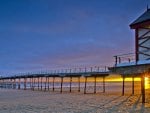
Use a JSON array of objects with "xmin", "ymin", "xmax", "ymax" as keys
[
  {"xmin": 60, "ymin": 77, "xmax": 63, "ymax": 93},
  {"xmin": 33, "ymin": 77, "xmax": 35, "ymax": 91},
  {"xmin": 84, "ymin": 77, "xmax": 87, "ymax": 94},
  {"xmin": 32, "ymin": 77, "xmax": 34, "ymax": 90},
  {"xmin": 94, "ymin": 76, "xmax": 97, "ymax": 94},
  {"xmin": 78, "ymin": 77, "xmax": 80, "ymax": 92},
  {"xmin": 13, "ymin": 79, "xmax": 16, "ymax": 89},
  {"xmin": 38, "ymin": 77, "xmax": 39, "ymax": 90},
  {"xmin": 18, "ymin": 78, "xmax": 20, "ymax": 90},
  {"xmin": 53, "ymin": 77, "xmax": 55, "ymax": 92},
  {"xmin": 41, "ymin": 77, "xmax": 43, "ymax": 90},
  {"xmin": 135, "ymin": 28, "xmax": 139, "ymax": 62},
  {"xmin": 141, "ymin": 76, "xmax": 145, "ymax": 103},
  {"xmin": 122, "ymin": 76, "xmax": 125, "ymax": 96},
  {"xmin": 24, "ymin": 78, "xmax": 26, "ymax": 90},
  {"xmin": 139, "ymin": 30, "xmax": 150, "ymax": 39},
  {"xmin": 30, "ymin": 78, "xmax": 32, "ymax": 90},
  {"xmin": 44, "ymin": 77, "xmax": 47, "ymax": 91},
  {"xmin": 48, "ymin": 77, "xmax": 50, "ymax": 91},
  {"xmin": 132, "ymin": 76, "xmax": 134, "ymax": 95},
  {"xmin": 70, "ymin": 77, "xmax": 72, "ymax": 93},
  {"xmin": 103, "ymin": 76, "xmax": 105, "ymax": 93}
]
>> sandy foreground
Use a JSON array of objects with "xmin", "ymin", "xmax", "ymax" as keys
[{"xmin": 0, "ymin": 83, "xmax": 150, "ymax": 113}]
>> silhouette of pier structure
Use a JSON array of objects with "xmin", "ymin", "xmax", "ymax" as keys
[{"xmin": 0, "ymin": 66, "xmax": 109, "ymax": 94}]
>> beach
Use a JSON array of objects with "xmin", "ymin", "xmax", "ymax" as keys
[{"xmin": 0, "ymin": 81, "xmax": 150, "ymax": 113}]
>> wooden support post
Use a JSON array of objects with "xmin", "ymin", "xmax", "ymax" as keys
[
  {"xmin": 2, "ymin": 79, "xmax": 5, "ymax": 88},
  {"xmin": 48, "ymin": 77, "xmax": 50, "ymax": 91},
  {"xmin": 122, "ymin": 76, "xmax": 125, "ymax": 96},
  {"xmin": 30, "ymin": 78, "xmax": 32, "ymax": 90},
  {"xmin": 38, "ymin": 77, "xmax": 39, "ymax": 90},
  {"xmin": 94, "ymin": 76, "xmax": 97, "ymax": 93},
  {"xmin": 24, "ymin": 78, "xmax": 26, "ymax": 90},
  {"xmin": 141, "ymin": 76, "xmax": 145, "ymax": 103},
  {"xmin": 53, "ymin": 77, "xmax": 55, "ymax": 91},
  {"xmin": 9, "ymin": 79, "xmax": 11, "ymax": 89},
  {"xmin": 12, "ymin": 79, "xmax": 14, "ymax": 89},
  {"xmin": 84, "ymin": 76, "xmax": 87, "ymax": 94},
  {"xmin": 18, "ymin": 78, "xmax": 20, "ymax": 90},
  {"xmin": 13, "ymin": 79, "xmax": 16, "ymax": 89},
  {"xmin": 103, "ymin": 76, "xmax": 105, "ymax": 93},
  {"xmin": 70, "ymin": 77, "xmax": 72, "ymax": 93},
  {"xmin": 115, "ymin": 56, "xmax": 117, "ymax": 66},
  {"xmin": 60, "ymin": 77, "xmax": 63, "ymax": 93},
  {"xmin": 132, "ymin": 76, "xmax": 134, "ymax": 95},
  {"xmin": 41, "ymin": 77, "xmax": 43, "ymax": 90},
  {"xmin": 33, "ymin": 77, "xmax": 35, "ymax": 90},
  {"xmin": 32, "ymin": 77, "xmax": 34, "ymax": 90},
  {"xmin": 44, "ymin": 77, "xmax": 47, "ymax": 91},
  {"xmin": 78, "ymin": 77, "xmax": 80, "ymax": 92}
]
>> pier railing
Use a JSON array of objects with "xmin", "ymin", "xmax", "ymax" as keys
[
  {"xmin": 114, "ymin": 53, "xmax": 135, "ymax": 66},
  {"xmin": 1, "ymin": 66, "xmax": 109, "ymax": 78}
]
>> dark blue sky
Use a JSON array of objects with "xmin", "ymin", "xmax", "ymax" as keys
[{"xmin": 0, "ymin": 0, "xmax": 149, "ymax": 75}]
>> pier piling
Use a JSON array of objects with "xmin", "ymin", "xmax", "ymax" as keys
[
  {"xmin": 122, "ymin": 76, "xmax": 125, "ymax": 96},
  {"xmin": 60, "ymin": 77, "xmax": 63, "ymax": 93},
  {"xmin": 94, "ymin": 76, "xmax": 97, "ymax": 93},
  {"xmin": 103, "ymin": 76, "xmax": 105, "ymax": 93},
  {"xmin": 132, "ymin": 76, "xmax": 134, "ymax": 95},
  {"xmin": 53, "ymin": 77, "xmax": 55, "ymax": 91},
  {"xmin": 84, "ymin": 76, "xmax": 87, "ymax": 94},
  {"xmin": 70, "ymin": 77, "xmax": 72, "ymax": 93}
]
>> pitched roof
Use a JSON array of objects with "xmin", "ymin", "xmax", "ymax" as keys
[{"xmin": 130, "ymin": 9, "xmax": 150, "ymax": 27}]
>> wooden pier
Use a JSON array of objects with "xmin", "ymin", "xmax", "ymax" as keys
[
  {"xmin": 0, "ymin": 67, "xmax": 109, "ymax": 94},
  {"xmin": 0, "ymin": 66, "xmax": 150, "ymax": 103}
]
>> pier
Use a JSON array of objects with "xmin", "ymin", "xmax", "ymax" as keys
[
  {"xmin": 0, "ymin": 65, "xmax": 150, "ymax": 103},
  {"xmin": 0, "ymin": 67, "xmax": 109, "ymax": 94}
]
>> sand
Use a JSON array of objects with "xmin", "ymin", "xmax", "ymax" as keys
[{"xmin": 0, "ymin": 82, "xmax": 150, "ymax": 113}]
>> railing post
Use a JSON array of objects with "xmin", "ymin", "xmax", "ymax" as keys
[
  {"xmin": 85, "ymin": 67, "xmax": 86, "ymax": 73},
  {"xmin": 91, "ymin": 67, "xmax": 93, "ymax": 72},
  {"xmin": 97, "ymin": 66, "xmax": 100, "ymax": 72},
  {"xmin": 119, "ymin": 57, "xmax": 121, "ymax": 64},
  {"xmin": 115, "ymin": 56, "xmax": 118, "ymax": 66},
  {"xmin": 105, "ymin": 66, "xmax": 107, "ymax": 72},
  {"xmin": 128, "ymin": 58, "xmax": 131, "ymax": 63}
]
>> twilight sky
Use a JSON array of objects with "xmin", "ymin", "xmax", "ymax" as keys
[{"xmin": 0, "ymin": 0, "xmax": 149, "ymax": 75}]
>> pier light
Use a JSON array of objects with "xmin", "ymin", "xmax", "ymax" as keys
[{"xmin": 145, "ymin": 77, "xmax": 150, "ymax": 89}]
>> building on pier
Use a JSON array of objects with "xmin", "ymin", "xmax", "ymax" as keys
[{"xmin": 109, "ymin": 8, "xmax": 150, "ymax": 103}]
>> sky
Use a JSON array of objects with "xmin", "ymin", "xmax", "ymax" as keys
[{"xmin": 0, "ymin": 0, "xmax": 149, "ymax": 75}]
